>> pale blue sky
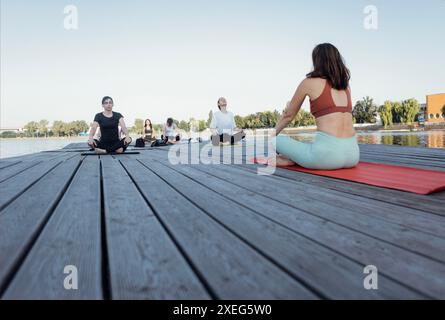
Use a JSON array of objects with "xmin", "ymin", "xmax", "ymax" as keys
[{"xmin": 1, "ymin": 0, "xmax": 444, "ymax": 128}]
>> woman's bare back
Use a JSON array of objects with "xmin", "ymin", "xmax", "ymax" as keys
[{"xmin": 306, "ymin": 78, "xmax": 356, "ymax": 138}]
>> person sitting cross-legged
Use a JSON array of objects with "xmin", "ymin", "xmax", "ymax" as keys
[
  {"xmin": 87, "ymin": 96, "xmax": 132, "ymax": 154},
  {"xmin": 210, "ymin": 97, "xmax": 246, "ymax": 146},
  {"xmin": 162, "ymin": 117, "xmax": 181, "ymax": 145}
]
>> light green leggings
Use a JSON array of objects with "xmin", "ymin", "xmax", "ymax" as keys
[{"xmin": 272, "ymin": 131, "xmax": 360, "ymax": 170}]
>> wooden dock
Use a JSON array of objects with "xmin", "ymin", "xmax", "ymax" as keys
[{"xmin": 0, "ymin": 141, "xmax": 444, "ymax": 299}]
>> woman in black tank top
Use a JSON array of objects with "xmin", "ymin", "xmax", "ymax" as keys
[
  {"xmin": 87, "ymin": 96, "xmax": 132, "ymax": 154},
  {"xmin": 143, "ymin": 118, "xmax": 155, "ymax": 142}
]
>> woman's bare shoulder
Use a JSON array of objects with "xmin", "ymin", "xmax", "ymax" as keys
[
  {"xmin": 302, "ymin": 77, "xmax": 325, "ymax": 87},
  {"xmin": 301, "ymin": 77, "xmax": 326, "ymax": 99}
]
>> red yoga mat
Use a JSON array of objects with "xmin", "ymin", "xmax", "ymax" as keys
[{"xmin": 251, "ymin": 157, "xmax": 445, "ymax": 195}]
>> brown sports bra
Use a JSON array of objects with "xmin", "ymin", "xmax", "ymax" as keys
[{"xmin": 310, "ymin": 80, "xmax": 352, "ymax": 119}]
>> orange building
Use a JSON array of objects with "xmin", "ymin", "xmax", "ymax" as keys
[{"xmin": 426, "ymin": 93, "xmax": 445, "ymax": 122}]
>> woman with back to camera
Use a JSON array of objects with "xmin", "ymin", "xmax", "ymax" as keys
[{"xmin": 268, "ymin": 43, "xmax": 360, "ymax": 169}]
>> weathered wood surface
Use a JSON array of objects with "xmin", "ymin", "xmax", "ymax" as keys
[{"xmin": 0, "ymin": 141, "xmax": 444, "ymax": 299}]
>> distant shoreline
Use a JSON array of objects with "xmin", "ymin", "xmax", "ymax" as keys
[
  {"xmin": 1, "ymin": 125, "xmax": 445, "ymax": 140},
  {"xmin": 0, "ymin": 136, "xmax": 87, "ymax": 141}
]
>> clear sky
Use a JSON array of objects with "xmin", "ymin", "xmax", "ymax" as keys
[{"xmin": 1, "ymin": 0, "xmax": 444, "ymax": 128}]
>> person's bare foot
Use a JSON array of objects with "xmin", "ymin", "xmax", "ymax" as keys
[
  {"xmin": 267, "ymin": 155, "xmax": 295, "ymax": 167},
  {"xmin": 95, "ymin": 148, "xmax": 107, "ymax": 154},
  {"xmin": 115, "ymin": 147, "xmax": 124, "ymax": 154}
]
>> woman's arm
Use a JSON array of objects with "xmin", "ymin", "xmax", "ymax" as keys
[
  {"xmin": 273, "ymin": 79, "xmax": 308, "ymax": 136},
  {"xmin": 231, "ymin": 113, "xmax": 239, "ymax": 131},
  {"xmin": 173, "ymin": 124, "xmax": 181, "ymax": 138},
  {"xmin": 231, "ymin": 115, "xmax": 243, "ymax": 133},
  {"xmin": 88, "ymin": 122, "xmax": 99, "ymax": 146},
  {"xmin": 119, "ymin": 117, "xmax": 131, "ymax": 142},
  {"xmin": 209, "ymin": 112, "xmax": 218, "ymax": 135}
]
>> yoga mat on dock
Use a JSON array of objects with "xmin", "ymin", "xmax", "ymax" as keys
[
  {"xmin": 81, "ymin": 151, "xmax": 140, "ymax": 156},
  {"xmin": 251, "ymin": 157, "xmax": 445, "ymax": 195}
]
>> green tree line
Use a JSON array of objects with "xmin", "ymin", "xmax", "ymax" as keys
[
  {"xmin": 1, "ymin": 120, "xmax": 90, "ymax": 138},
  {"xmin": 1, "ymin": 98, "xmax": 427, "ymax": 139},
  {"xmin": 378, "ymin": 99, "xmax": 419, "ymax": 127},
  {"xmin": 353, "ymin": 97, "xmax": 420, "ymax": 127}
]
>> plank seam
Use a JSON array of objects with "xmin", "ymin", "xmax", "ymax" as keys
[
  {"xmin": 118, "ymin": 159, "xmax": 218, "ymax": 300},
  {"xmin": 0, "ymin": 156, "xmax": 84, "ymax": 297},
  {"xmin": 99, "ymin": 157, "xmax": 112, "ymax": 300},
  {"xmin": 138, "ymin": 158, "xmax": 326, "ymax": 299}
]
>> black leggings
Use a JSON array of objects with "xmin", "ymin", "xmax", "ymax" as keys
[
  {"xmin": 161, "ymin": 134, "xmax": 180, "ymax": 143},
  {"xmin": 211, "ymin": 132, "xmax": 245, "ymax": 146},
  {"xmin": 94, "ymin": 138, "xmax": 128, "ymax": 153}
]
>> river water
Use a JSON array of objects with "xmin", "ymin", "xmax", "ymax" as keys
[{"xmin": 1, "ymin": 130, "xmax": 444, "ymax": 159}]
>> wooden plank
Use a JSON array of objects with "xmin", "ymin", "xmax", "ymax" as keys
[
  {"xmin": 148, "ymin": 143, "xmax": 445, "ymax": 199},
  {"xmin": 239, "ymin": 141, "xmax": 445, "ymax": 165},
  {"xmin": 0, "ymin": 160, "xmax": 43, "ymax": 183},
  {"xmin": 358, "ymin": 155, "xmax": 445, "ymax": 171},
  {"xmin": 182, "ymin": 157, "xmax": 445, "ymax": 238},
  {"xmin": 2, "ymin": 157, "xmax": 103, "ymax": 299},
  {"xmin": 221, "ymin": 143, "xmax": 445, "ymax": 215},
  {"xmin": 42, "ymin": 150, "xmax": 90, "ymax": 153},
  {"xmin": 0, "ymin": 152, "xmax": 73, "ymax": 183},
  {"xmin": 244, "ymin": 141, "xmax": 445, "ymax": 169},
  {"xmin": 0, "ymin": 150, "xmax": 72, "ymax": 162},
  {"xmin": 360, "ymin": 144, "xmax": 445, "ymax": 155},
  {"xmin": 178, "ymin": 161, "xmax": 445, "ymax": 298},
  {"xmin": 0, "ymin": 154, "xmax": 76, "ymax": 211},
  {"xmin": 359, "ymin": 144, "xmax": 445, "ymax": 156},
  {"xmin": 431, "ymin": 191, "xmax": 445, "ymax": 200},
  {"xmin": 0, "ymin": 152, "xmax": 51, "ymax": 162},
  {"xmin": 63, "ymin": 143, "xmax": 88, "ymax": 149},
  {"xmin": 0, "ymin": 152, "xmax": 43, "ymax": 162},
  {"xmin": 241, "ymin": 164, "xmax": 445, "ymax": 216},
  {"xmin": 100, "ymin": 156, "xmax": 210, "ymax": 299},
  {"xmin": 0, "ymin": 161, "xmax": 22, "ymax": 170},
  {"xmin": 146, "ymin": 151, "xmax": 445, "ymax": 261},
  {"xmin": 138, "ymin": 157, "xmax": 424, "ymax": 299},
  {"xmin": 151, "ymin": 142, "xmax": 445, "ymax": 175},
  {"xmin": 359, "ymin": 155, "xmax": 445, "ymax": 168},
  {"xmin": 236, "ymin": 154, "xmax": 445, "ymax": 212},
  {"xmin": 359, "ymin": 149, "xmax": 445, "ymax": 161},
  {"xmin": 120, "ymin": 158, "xmax": 317, "ymax": 299},
  {"xmin": 0, "ymin": 156, "xmax": 82, "ymax": 294}
]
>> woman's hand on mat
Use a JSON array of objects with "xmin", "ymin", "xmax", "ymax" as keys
[{"xmin": 87, "ymin": 138, "xmax": 96, "ymax": 147}]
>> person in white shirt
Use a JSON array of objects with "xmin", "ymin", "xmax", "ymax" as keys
[
  {"xmin": 210, "ymin": 97, "xmax": 245, "ymax": 146},
  {"xmin": 162, "ymin": 117, "xmax": 181, "ymax": 144}
]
